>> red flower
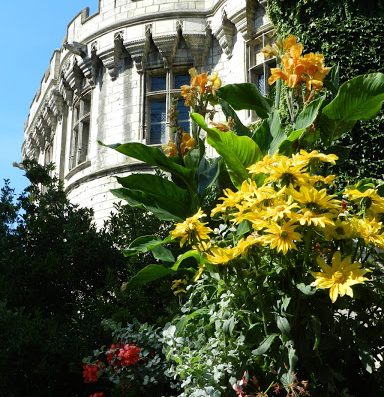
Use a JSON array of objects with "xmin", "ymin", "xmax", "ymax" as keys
[
  {"xmin": 89, "ymin": 393, "xmax": 105, "ymax": 397},
  {"xmin": 118, "ymin": 344, "xmax": 141, "ymax": 366},
  {"xmin": 83, "ymin": 363, "xmax": 99, "ymax": 383}
]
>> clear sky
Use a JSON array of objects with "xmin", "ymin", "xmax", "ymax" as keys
[{"xmin": 0, "ymin": 0, "xmax": 98, "ymax": 196}]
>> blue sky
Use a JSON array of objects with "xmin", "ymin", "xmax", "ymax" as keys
[{"xmin": 0, "ymin": 0, "xmax": 98, "ymax": 196}]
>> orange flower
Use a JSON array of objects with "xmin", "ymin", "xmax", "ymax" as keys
[
  {"xmin": 163, "ymin": 141, "xmax": 177, "ymax": 157},
  {"xmin": 180, "ymin": 132, "xmax": 195, "ymax": 155}
]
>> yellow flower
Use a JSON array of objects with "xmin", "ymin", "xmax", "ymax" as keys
[
  {"xmin": 292, "ymin": 210, "xmax": 335, "ymax": 229},
  {"xmin": 289, "ymin": 186, "xmax": 341, "ymax": 213},
  {"xmin": 323, "ymin": 218, "xmax": 354, "ymax": 240},
  {"xmin": 260, "ymin": 220, "xmax": 302, "ymax": 254},
  {"xmin": 311, "ymin": 251, "xmax": 370, "ymax": 303},
  {"xmin": 211, "ymin": 187, "xmax": 244, "ymax": 217},
  {"xmin": 171, "ymin": 209, "xmax": 212, "ymax": 247},
  {"xmin": 264, "ymin": 157, "xmax": 307, "ymax": 187},
  {"xmin": 351, "ymin": 217, "xmax": 384, "ymax": 247},
  {"xmin": 193, "ymin": 264, "xmax": 205, "ymax": 282},
  {"xmin": 206, "ymin": 71, "xmax": 222, "ymax": 95},
  {"xmin": 345, "ymin": 188, "xmax": 384, "ymax": 215},
  {"xmin": 261, "ymin": 198, "xmax": 299, "ymax": 221},
  {"xmin": 162, "ymin": 141, "xmax": 177, "ymax": 157},
  {"xmin": 171, "ymin": 279, "xmax": 188, "ymax": 295},
  {"xmin": 247, "ymin": 153, "xmax": 286, "ymax": 175},
  {"xmin": 294, "ymin": 150, "xmax": 338, "ymax": 166},
  {"xmin": 180, "ymin": 132, "xmax": 195, "ymax": 156},
  {"xmin": 205, "ymin": 245, "xmax": 240, "ymax": 265}
]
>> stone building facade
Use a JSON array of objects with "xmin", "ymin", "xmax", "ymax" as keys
[{"xmin": 23, "ymin": 0, "xmax": 273, "ymax": 226}]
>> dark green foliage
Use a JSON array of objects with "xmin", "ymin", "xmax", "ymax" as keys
[
  {"xmin": 0, "ymin": 161, "xmax": 127, "ymax": 396},
  {"xmin": 103, "ymin": 203, "xmax": 179, "ymax": 325},
  {"xmin": 267, "ymin": 0, "xmax": 384, "ymax": 183}
]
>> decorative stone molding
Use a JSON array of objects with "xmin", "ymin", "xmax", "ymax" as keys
[
  {"xmin": 125, "ymin": 29, "xmax": 152, "ymax": 73},
  {"xmin": 228, "ymin": 0, "xmax": 257, "ymax": 40},
  {"xmin": 214, "ymin": 9, "xmax": 237, "ymax": 59},
  {"xmin": 77, "ymin": 42, "xmax": 103, "ymax": 87},
  {"xmin": 59, "ymin": 74, "xmax": 74, "ymax": 107},
  {"xmin": 98, "ymin": 33, "xmax": 131, "ymax": 80},
  {"xmin": 183, "ymin": 24, "xmax": 213, "ymax": 68},
  {"xmin": 49, "ymin": 89, "xmax": 65, "ymax": 119}
]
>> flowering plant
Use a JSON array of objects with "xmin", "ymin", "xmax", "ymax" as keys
[
  {"xmin": 101, "ymin": 35, "xmax": 384, "ymax": 395},
  {"xmin": 82, "ymin": 321, "xmax": 176, "ymax": 397}
]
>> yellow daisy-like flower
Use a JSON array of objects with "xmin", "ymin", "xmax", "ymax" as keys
[
  {"xmin": 345, "ymin": 188, "xmax": 384, "ymax": 215},
  {"xmin": 260, "ymin": 220, "xmax": 302, "ymax": 254},
  {"xmin": 261, "ymin": 197, "xmax": 299, "ymax": 221},
  {"xmin": 205, "ymin": 245, "xmax": 240, "ymax": 265},
  {"xmin": 323, "ymin": 218, "xmax": 354, "ymax": 241},
  {"xmin": 351, "ymin": 217, "xmax": 384, "ymax": 248},
  {"xmin": 292, "ymin": 210, "xmax": 335, "ymax": 229},
  {"xmin": 289, "ymin": 185, "xmax": 341, "ymax": 213},
  {"xmin": 293, "ymin": 150, "xmax": 338, "ymax": 167},
  {"xmin": 171, "ymin": 209, "xmax": 212, "ymax": 247},
  {"xmin": 264, "ymin": 157, "xmax": 307, "ymax": 187},
  {"xmin": 247, "ymin": 154, "xmax": 286, "ymax": 175},
  {"xmin": 311, "ymin": 251, "xmax": 370, "ymax": 303},
  {"xmin": 211, "ymin": 187, "xmax": 243, "ymax": 217}
]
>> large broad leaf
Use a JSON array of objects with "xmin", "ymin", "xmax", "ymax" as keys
[
  {"xmin": 125, "ymin": 264, "xmax": 175, "ymax": 289},
  {"xmin": 219, "ymin": 98, "xmax": 251, "ymax": 136},
  {"xmin": 123, "ymin": 235, "xmax": 174, "ymax": 262},
  {"xmin": 294, "ymin": 95, "xmax": 326, "ymax": 130},
  {"xmin": 113, "ymin": 174, "xmax": 192, "ymax": 220},
  {"xmin": 323, "ymin": 63, "xmax": 340, "ymax": 96},
  {"xmin": 192, "ymin": 113, "xmax": 261, "ymax": 187},
  {"xmin": 251, "ymin": 118, "xmax": 273, "ymax": 155},
  {"xmin": 196, "ymin": 157, "xmax": 221, "ymax": 194},
  {"xmin": 172, "ymin": 250, "xmax": 202, "ymax": 271},
  {"xmin": 100, "ymin": 141, "xmax": 193, "ymax": 184},
  {"xmin": 218, "ymin": 83, "xmax": 272, "ymax": 119},
  {"xmin": 319, "ymin": 72, "xmax": 384, "ymax": 145},
  {"xmin": 268, "ymin": 110, "xmax": 286, "ymax": 154}
]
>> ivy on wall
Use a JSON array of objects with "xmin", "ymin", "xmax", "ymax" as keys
[{"xmin": 267, "ymin": 0, "xmax": 384, "ymax": 183}]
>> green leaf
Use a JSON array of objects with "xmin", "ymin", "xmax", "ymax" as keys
[
  {"xmin": 268, "ymin": 110, "xmax": 286, "ymax": 154},
  {"xmin": 219, "ymin": 98, "xmax": 251, "ymax": 136},
  {"xmin": 99, "ymin": 141, "xmax": 193, "ymax": 183},
  {"xmin": 323, "ymin": 63, "xmax": 340, "ymax": 95},
  {"xmin": 196, "ymin": 157, "xmax": 221, "ymax": 194},
  {"xmin": 113, "ymin": 174, "xmax": 192, "ymax": 220},
  {"xmin": 276, "ymin": 316, "xmax": 291, "ymax": 338},
  {"xmin": 252, "ymin": 333, "xmax": 278, "ymax": 355},
  {"xmin": 223, "ymin": 317, "xmax": 236, "ymax": 336},
  {"xmin": 191, "ymin": 113, "xmax": 261, "ymax": 187},
  {"xmin": 151, "ymin": 245, "xmax": 175, "ymax": 262},
  {"xmin": 320, "ymin": 73, "xmax": 384, "ymax": 145},
  {"xmin": 251, "ymin": 118, "xmax": 273, "ymax": 155},
  {"xmin": 172, "ymin": 250, "xmax": 202, "ymax": 271},
  {"xmin": 236, "ymin": 220, "xmax": 251, "ymax": 237},
  {"xmin": 217, "ymin": 83, "xmax": 272, "ymax": 119},
  {"xmin": 294, "ymin": 95, "xmax": 326, "ymax": 130},
  {"xmin": 175, "ymin": 308, "xmax": 209, "ymax": 334},
  {"xmin": 122, "ymin": 235, "xmax": 170, "ymax": 257},
  {"xmin": 126, "ymin": 264, "xmax": 175, "ymax": 289},
  {"xmin": 296, "ymin": 283, "xmax": 316, "ymax": 296}
]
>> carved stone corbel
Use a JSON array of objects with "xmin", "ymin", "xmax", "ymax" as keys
[
  {"xmin": 49, "ymin": 89, "xmax": 65, "ymax": 119},
  {"xmin": 183, "ymin": 22, "xmax": 212, "ymax": 68},
  {"xmin": 59, "ymin": 74, "xmax": 74, "ymax": 107},
  {"xmin": 152, "ymin": 33, "xmax": 178, "ymax": 69},
  {"xmin": 214, "ymin": 9, "xmax": 237, "ymax": 59},
  {"xmin": 77, "ymin": 41, "xmax": 103, "ymax": 87},
  {"xmin": 227, "ymin": 0, "xmax": 257, "ymax": 41},
  {"xmin": 98, "ymin": 32, "xmax": 131, "ymax": 80},
  {"xmin": 125, "ymin": 27, "xmax": 152, "ymax": 74}
]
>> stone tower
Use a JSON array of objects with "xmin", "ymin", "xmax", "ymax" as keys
[{"xmin": 23, "ymin": 0, "xmax": 273, "ymax": 226}]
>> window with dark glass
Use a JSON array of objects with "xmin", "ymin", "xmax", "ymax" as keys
[
  {"xmin": 146, "ymin": 70, "xmax": 190, "ymax": 145},
  {"xmin": 70, "ymin": 93, "xmax": 91, "ymax": 169}
]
